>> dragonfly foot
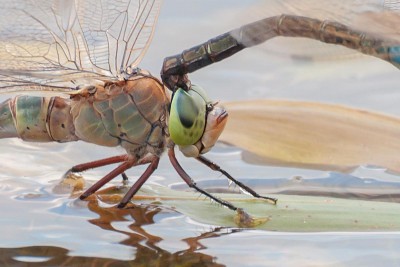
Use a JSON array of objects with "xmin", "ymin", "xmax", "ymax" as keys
[
  {"xmin": 117, "ymin": 201, "xmax": 128, "ymax": 209},
  {"xmin": 79, "ymin": 192, "xmax": 90, "ymax": 200},
  {"xmin": 265, "ymin": 197, "xmax": 278, "ymax": 205}
]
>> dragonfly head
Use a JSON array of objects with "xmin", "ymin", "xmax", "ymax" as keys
[{"xmin": 169, "ymin": 85, "xmax": 228, "ymax": 157}]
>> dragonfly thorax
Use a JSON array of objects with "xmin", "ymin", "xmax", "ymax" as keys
[{"xmin": 69, "ymin": 75, "xmax": 169, "ymax": 159}]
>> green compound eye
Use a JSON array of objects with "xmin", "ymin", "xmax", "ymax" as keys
[{"xmin": 169, "ymin": 86, "xmax": 207, "ymax": 146}]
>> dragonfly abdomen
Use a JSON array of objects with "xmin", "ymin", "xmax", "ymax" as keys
[{"xmin": 0, "ymin": 96, "xmax": 78, "ymax": 142}]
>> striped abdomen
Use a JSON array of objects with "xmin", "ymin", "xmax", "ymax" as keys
[{"xmin": 0, "ymin": 96, "xmax": 77, "ymax": 142}]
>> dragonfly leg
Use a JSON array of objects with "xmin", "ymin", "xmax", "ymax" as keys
[
  {"xmin": 121, "ymin": 172, "xmax": 129, "ymax": 181},
  {"xmin": 168, "ymin": 146, "xmax": 239, "ymax": 211},
  {"xmin": 196, "ymin": 156, "xmax": 277, "ymax": 204},
  {"xmin": 121, "ymin": 172, "xmax": 129, "ymax": 184},
  {"xmin": 117, "ymin": 156, "xmax": 160, "ymax": 208},
  {"xmin": 65, "ymin": 155, "xmax": 130, "ymax": 183},
  {"xmin": 67, "ymin": 155, "xmax": 129, "ymax": 173},
  {"xmin": 79, "ymin": 156, "xmax": 137, "ymax": 200}
]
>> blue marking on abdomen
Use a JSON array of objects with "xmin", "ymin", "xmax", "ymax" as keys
[{"xmin": 388, "ymin": 46, "xmax": 400, "ymax": 68}]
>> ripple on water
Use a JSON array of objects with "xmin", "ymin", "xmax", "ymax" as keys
[{"xmin": 13, "ymin": 256, "xmax": 52, "ymax": 263}]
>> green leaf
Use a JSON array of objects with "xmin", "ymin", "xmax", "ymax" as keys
[{"xmin": 93, "ymin": 185, "xmax": 400, "ymax": 231}]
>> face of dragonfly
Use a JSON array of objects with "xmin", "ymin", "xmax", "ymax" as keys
[{"xmin": 168, "ymin": 85, "xmax": 228, "ymax": 157}]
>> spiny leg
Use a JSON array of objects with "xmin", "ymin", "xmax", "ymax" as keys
[
  {"xmin": 118, "ymin": 156, "xmax": 160, "ymax": 208},
  {"xmin": 196, "ymin": 156, "xmax": 277, "ymax": 204},
  {"xmin": 168, "ymin": 146, "xmax": 239, "ymax": 211},
  {"xmin": 80, "ymin": 156, "xmax": 137, "ymax": 200}
]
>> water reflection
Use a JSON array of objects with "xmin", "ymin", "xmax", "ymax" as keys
[
  {"xmin": 0, "ymin": 244, "xmax": 223, "ymax": 266},
  {"xmin": 86, "ymin": 198, "xmax": 233, "ymax": 266},
  {"xmin": 2, "ymin": 201, "xmax": 230, "ymax": 266}
]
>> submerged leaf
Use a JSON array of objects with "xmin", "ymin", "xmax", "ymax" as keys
[{"xmin": 85, "ymin": 184, "xmax": 400, "ymax": 231}]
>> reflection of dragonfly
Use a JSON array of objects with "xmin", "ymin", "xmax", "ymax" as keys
[
  {"xmin": 86, "ymin": 201, "xmax": 229, "ymax": 266},
  {"xmin": 0, "ymin": 0, "xmax": 399, "ymax": 216},
  {"xmin": 0, "ymin": 202, "xmax": 227, "ymax": 266}
]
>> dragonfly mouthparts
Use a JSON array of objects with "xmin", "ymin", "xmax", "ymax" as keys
[{"xmin": 217, "ymin": 110, "xmax": 228, "ymax": 124}]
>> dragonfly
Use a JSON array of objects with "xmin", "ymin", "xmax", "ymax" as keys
[{"xmin": 0, "ymin": 0, "xmax": 399, "ymax": 217}]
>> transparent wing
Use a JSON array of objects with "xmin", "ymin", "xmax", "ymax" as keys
[
  {"xmin": 0, "ymin": 0, "xmax": 162, "ymax": 93},
  {"xmin": 75, "ymin": 0, "xmax": 162, "ymax": 76},
  {"xmin": 240, "ymin": 0, "xmax": 400, "ymax": 61}
]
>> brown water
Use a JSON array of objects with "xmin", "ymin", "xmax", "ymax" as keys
[{"xmin": 1, "ymin": 0, "xmax": 400, "ymax": 266}]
